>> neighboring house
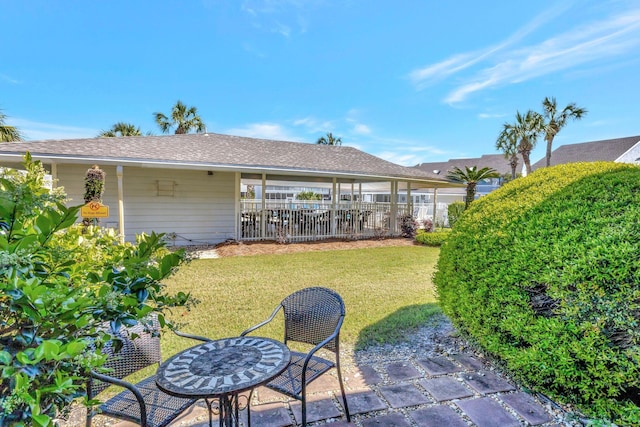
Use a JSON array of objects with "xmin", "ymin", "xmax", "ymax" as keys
[
  {"xmin": 413, "ymin": 153, "xmax": 511, "ymax": 201},
  {"xmin": 0, "ymin": 133, "xmax": 456, "ymax": 245},
  {"xmin": 531, "ymin": 135, "xmax": 640, "ymax": 170}
]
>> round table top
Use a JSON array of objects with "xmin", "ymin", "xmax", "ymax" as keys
[{"xmin": 156, "ymin": 336, "xmax": 290, "ymax": 398}]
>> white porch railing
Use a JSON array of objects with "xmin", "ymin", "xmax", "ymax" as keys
[{"xmin": 239, "ymin": 200, "xmax": 411, "ymax": 242}]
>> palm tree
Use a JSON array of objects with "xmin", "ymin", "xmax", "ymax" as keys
[
  {"xmin": 154, "ymin": 100, "xmax": 206, "ymax": 134},
  {"xmin": 447, "ymin": 166, "xmax": 500, "ymax": 208},
  {"xmin": 0, "ymin": 110, "xmax": 23, "ymax": 142},
  {"xmin": 509, "ymin": 110, "xmax": 543, "ymax": 175},
  {"xmin": 98, "ymin": 122, "xmax": 143, "ymax": 137},
  {"xmin": 541, "ymin": 97, "xmax": 587, "ymax": 167},
  {"xmin": 316, "ymin": 132, "xmax": 342, "ymax": 146},
  {"xmin": 496, "ymin": 123, "xmax": 520, "ymax": 179}
]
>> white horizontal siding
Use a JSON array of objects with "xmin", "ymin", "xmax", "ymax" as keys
[{"xmin": 55, "ymin": 164, "xmax": 236, "ymax": 245}]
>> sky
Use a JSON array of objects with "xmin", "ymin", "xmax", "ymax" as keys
[{"xmin": 2, "ymin": 0, "xmax": 639, "ymax": 166}]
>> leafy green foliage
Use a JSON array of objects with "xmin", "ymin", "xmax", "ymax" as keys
[
  {"xmin": 295, "ymin": 191, "xmax": 322, "ymax": 200},
  {"xmin": 447, "ymin": 201, "xmax": 466, "ymax": 227},
  {"xmin": 415, "ymin": 229, "xmax": 450, "ymax": 247},
  {"xmin": 0, "ymin": 155, "xmax": 191, "ymax": 426},
  {"xmin": 434, "ymin": 162, "xmax": 640, "ymax": 424}
]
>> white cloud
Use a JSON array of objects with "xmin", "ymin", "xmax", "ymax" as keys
[
  {"xmin": 408, "ymin": 3, "xmax": 570, "ymax": 89},
  {"xmin": 225, "ymin": 122, "xmax": 304, "ymax": 141},
  {"xmin": 444, "ymin": 7, "xmax": 640, "ymax": 104},
  {"xmin": 292, "ymin": 116, "xmax": 334, "ymax": 133},
  {"xmin": 9, "ymin": 118, "xmax": 97, "ymax": 140},
  {"xmin": 240, "ymin": 0, "xmax": 319, "ymax": 37},
  {"xmin": 408, "ymin": 3, "xmax": 640, "ymax": 104},
  {"xmin": 353, "ymin": 123, "xmax": 371, "ymax": 134},
  {"xmin": 478, "ymin": 112, "xmax": 507, "ymax": 119},
  {"xmin": 0, "ymin": 74, "xmax": 20, "ymax": 84}
]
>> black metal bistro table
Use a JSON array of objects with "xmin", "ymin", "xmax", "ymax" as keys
[{"xmin": 156, "ymin": 336, "xmax": 290, "ymax": 427}]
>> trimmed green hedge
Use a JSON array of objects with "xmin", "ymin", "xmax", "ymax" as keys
[
  {"xmin": 415, "ymin": 229, "xmax": 451, "ymax": 247},
  {"xmin": 434, "ymin": 162, "xmax": 640, "ymax": 424}
]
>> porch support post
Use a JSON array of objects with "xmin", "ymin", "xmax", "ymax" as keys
[
  {"xmin": 235, "ymin": 172, "xmax": 241, "ymax": 240},
  {"xmin": 332, "ymin": 178, "xmax": 337, "ymax": 236},
  {"xmin": 432, "ymin": 187, "xmax": 438, "ymax": 228},
  {"xmin": 390, "ymin": 180, "xmax": 398, "ymax": 234},
  {"xmin": 116, "ymin": 165, "xmax": 125, "ymax": 244},
  {"xmin": 50, "ymin": 162, "xmax": 57, "ymax": 188},
  {"xmin": 261, "ymin": 173, "xmax": 267, "ymax": 237},
  {"xmin": 407, "ymin": 181, "xmax": 412, "ymax": 216}
]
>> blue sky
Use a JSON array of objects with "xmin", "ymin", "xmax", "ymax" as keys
[{"xmin": 2, "ymin": 0, "xmax": 639, "ymax": 166}]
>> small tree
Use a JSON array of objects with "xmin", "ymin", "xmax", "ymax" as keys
[
  {"xmin": 82, "ymin": 165, "xmax": 106, "ymax": 227},
  {"xmin": 0, "ymin": 154, "xmax": 191, "ymax": 425},
  {"xmin": 316, "ymin": 132, "xmax": 342, "ymax": 146},
  {"xmin": 154, "ymin": 100, "xmax": 206, "ymax": 135},
  {"xmin": 296, "ymin": 191, "xmax": 322, "ymax": 200},
  {"xmin": 0, "ymin": 109, "xmax": 23, "ymax": 142},
  {"xmin": 98, "ymin": 122, "xmax": 144, "ymax": 137},
  {"xmin": 446, "ymin": 166, "xmax": 500, "ymax": 208}
]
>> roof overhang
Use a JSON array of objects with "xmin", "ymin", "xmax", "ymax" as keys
[{"xmin": 0, "ymin": 152, "xmax": 463, "ymax": 188}]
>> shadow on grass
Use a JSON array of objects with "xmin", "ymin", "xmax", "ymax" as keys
[{"xmin": 356, "ymin": 303, "xmax": 441, "ymax": 350}]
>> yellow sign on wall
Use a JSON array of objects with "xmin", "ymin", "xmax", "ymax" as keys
[{"xmin": 81, "ymin": 202, "xmax": 110, "ymax": 218}]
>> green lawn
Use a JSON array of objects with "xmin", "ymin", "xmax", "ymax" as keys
[{"xmin": 161, "ymin": 245, "xmax": 441, "ymax": 356}]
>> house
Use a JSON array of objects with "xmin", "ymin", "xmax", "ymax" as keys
[
  {"xmin": 410, "ymin": 154, "xmax": 511, "ymax": 223},
  {"xmin": 531, "ymin": 135, "xmax": 640, "ymax": 170},
  {"xmin": 0, "ymin": 133, "xmax": 457, "ymax": 245}
]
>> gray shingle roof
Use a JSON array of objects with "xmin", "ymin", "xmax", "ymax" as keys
[
  {"xmin": 531, "ymin": 135, "xmax": 640, "ymax": 170},
  {"xmin": 0, "ymin": 133, "xmax": 450, "ymax": 184},
  {"xmin": 414, "ymin": 154, "xmax": 512, "ymax": 176}
]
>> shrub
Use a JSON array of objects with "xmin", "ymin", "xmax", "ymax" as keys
[
  {"xmin": 0, "ymin": 154, "xmax": 192, "ymax": 426},
  {"xmin": 415, "ymin": 229, "xmax": 450, "ymax": 247},
  {"xmin": 398, "ymin": 214, "xmax": 418, "ymax": 238},
  {"xmin": 434, "ymin": 162, "xmax": 640, "ymax": 425},
  {"xmin": 447, "ymin": 201, "xmax": 465, "ymax": 227}
]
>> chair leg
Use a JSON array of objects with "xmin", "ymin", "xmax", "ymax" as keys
[
  {"xmin": 301, "ymin": 384, "xmax": 307, "ymax": 427},
  {"xmin": 336, "ymin": 360, "xmax": 351, "ymax": 422}
]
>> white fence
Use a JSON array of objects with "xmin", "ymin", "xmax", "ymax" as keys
[{"xmin": 239, "ymin": 200, "xmax": 412, "ymax": 242}]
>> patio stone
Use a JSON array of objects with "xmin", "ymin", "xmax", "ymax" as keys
[
  {"xmin": 501, "ymin": 392, "xmax": 552, "ymax": 425},
  {"xmin": 306, "ymin": 372, "xmax": 341, "ymax": 394},
  {"xmin": 351, "ymin": 365, "xmax": 383, "ymax": 386},
  {"xmin": 417, "ymin": 356, "xmax": 463, "ymax": 375},
  {"xmin": 457, "ymin": 397, "xmax": 520, "ymax": 427},
  {"xmin": 361, "ymin": 412, "xmax": 412, "ymax": 427},
  {"xmin": 378, "ymin": 384, "xmax": 431, "ymax": 408},
  {"xmin": 245, "ymin": 402, "xmax": 293, "ymax": 427},
  {"xmin": 460, "ymin": 371, "xmax": 516, "ymax": 394},
  {"xmin": 385, "ymin": 361, "xmax": 422, "ymax": 381},
  {"xmin": 290, "ymin": 396, "xmax": 342, "ymax": 425},
  {"xmin": 418, "ymin": 377, "xmax": 474, "ymax": 402},
  {"xmin": 345, "ymin": 390, "xmax": 388, "ymax": 415},
  {"xmin": 452, "ymin": 353, "xmax": 485, "ymax": 370},
  {"xmin": 409, "ymin": 405, "xmax": 468, "ymax": 427},
  {"xmin": 255, "ymin": 385, "xmax": 291, "ymax": 402}
]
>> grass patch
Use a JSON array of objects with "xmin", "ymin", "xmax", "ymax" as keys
[{"xmin": 162, "ymin": 245, "xmax": 441, "ymax": 355}]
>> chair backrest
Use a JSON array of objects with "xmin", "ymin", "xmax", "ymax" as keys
[
  {"xmin": 88, "ymin": 316, "xmax": 162, "ymax": 397},
  {"xmin": 281, "ymin": 287, "xmax": 345, "ymax": 353}
]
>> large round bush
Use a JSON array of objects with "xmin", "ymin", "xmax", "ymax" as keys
[{"xmin": 434, "ymin": 162, "xmax": 640, "ymax": 424}]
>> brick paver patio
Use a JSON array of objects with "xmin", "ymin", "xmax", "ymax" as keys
[{"xmin": 91, "ymin": 350, "xmax": 561, "ymax": 427}]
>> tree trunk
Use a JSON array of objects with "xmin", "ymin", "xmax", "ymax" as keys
[
  {"xmin": 510, "ymin": 154, "xmax": 518, "ymax": 179},
  {"xmin": 465, "ymin": 182, "xmax": 476, "ymax": 208},
  {"xmin": 522, "ymin": 150, "xmax": 532, "ymax": 175},
  {"xmin": 545, "ymin": 135, "xmax": 553, "ymax": 167}
]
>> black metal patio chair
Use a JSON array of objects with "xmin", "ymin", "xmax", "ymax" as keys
[
  {"xmin": 241, "ymin": 287, "xmax": 351, "ymax": 426},
  {"xmin": 86, "ymin": 315, "xmax": 211, "ymax": 427}
]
